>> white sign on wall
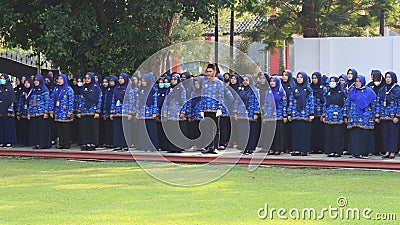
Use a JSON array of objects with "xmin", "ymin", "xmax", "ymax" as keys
[{"xmin": 294, "ymin": 37, "xmax": 400, "ymax": 82}]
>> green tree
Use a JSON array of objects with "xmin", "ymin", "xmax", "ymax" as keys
[{"xmin": 0, "ymin": 0, "xmax": 233, "ymax": 75}]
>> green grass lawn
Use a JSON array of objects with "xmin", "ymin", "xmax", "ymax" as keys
[{"xmin": 0, "ymin": 157, "xmax": 399, "ymax": 224}]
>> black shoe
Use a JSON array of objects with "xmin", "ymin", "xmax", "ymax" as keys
[
  {"xmin": 291, "ymin": 151, "xmax": 300, "ymax": 156},
  {"xmin": 382, "ymin": 154, "xmax": 390, "ymax": 159},
  {"xmin": 327, "ymin": 153, "xmax": 335, "ymax": 157},
  {"xmin": 88, "ymin": 146, "xmax": 96, "ymax": 151},
  {"xmin": 32, "ymin": 145, "xmax": 39, "ymax": 150},
  {"xmin": 218, "ymin": 146, "xmax": 226, "ymax": 150},
  {"xmin": 267, "ymin": 150, "xmax": 275, "ymax": 155},
  {"xmin": 113, "ymin": 147, "xmax": 122, "ymax": 152},
  {"xmin": 334, "ymin": 154, "xmax": 341, "ymax": 157},
  {"xmin": 300, "ymin": 152, "xmax": 308, "ymax": 156},
  {"xmin": 81, "ymin": 146, "xmax": 88, "ymax": 151}
]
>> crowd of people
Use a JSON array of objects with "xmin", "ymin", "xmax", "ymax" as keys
[{"xmin": 0, "ymin": 64, "xmax": 399, "ymax": 159}]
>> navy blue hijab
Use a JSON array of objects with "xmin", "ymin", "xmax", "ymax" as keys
[
  {"xmin": 82, "ymin": 72, "xmax": 101, "ymax": 108},
  {"xmin": 32, "ymin": 74, "xmax": 49, "ymax": 95},
  {"xmin": 349, "ymin": 75, "xmax": 376, "ymax": 115},
  {"xmin": 229, "ymin": 74, "xmax": 241, "ymax": 93},
  {"xmin": 311, "ymin": 72, "xmax": 325, "ymax": 102},
  {"xmin": 53, "ymin": 74, "xmax": 70, "ymax": 107},
  {"xmin": 281, "ymin": 70, "xmax": 296, "ymax": 98},
  {"xmin": 138, "ymin": 73, "xmax": 157, "ymax": 107},
  {"xmin": 114, "ymin": 73, "xmax": 130, "ymax": 102},
  {"xmin": 378, "ymin": 71, "xmax": 400, "ymax": 104},
  {"xmin": 105, "ymin": 76, "xmax": 118, "ymax": 111},
  {"xmin": 294, "ymin": 71, "xmax": 313, "ymax": 111},
  {"xmin": 238, "ymin": 74, "xmax": 256, "ymax": 106},
  {"xmin": 346, "ymin": 68, "xmax": 358, "ymax": 91},
  {"xmin": 326, "ymin": 76, "xmax": 346, "ymax": 107}
]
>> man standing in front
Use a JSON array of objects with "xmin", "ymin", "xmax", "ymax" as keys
[{"xmin": 201, "ymin": 64, "xmax": 234, "ymax": 154}]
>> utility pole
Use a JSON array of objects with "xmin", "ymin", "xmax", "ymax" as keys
[
  {"xmin": 380, "ymin": 9, "xmax": 385, "ymax": 36},
  {"xmin": 229, "ymin": 9, "xmax": 234, "ymax": 74},
  {"xmin": 214, "ymin": 6, "xmax": 219, "ymax": 65}
]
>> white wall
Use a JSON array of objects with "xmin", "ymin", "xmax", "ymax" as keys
[{"xmin": 294, "ymin": 37, "xmax": 400, "ymax": 82}]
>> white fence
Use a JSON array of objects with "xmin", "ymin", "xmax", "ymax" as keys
[{"xmin": 294, "ymin": 37, "xmax": 400, "ymax": 82}]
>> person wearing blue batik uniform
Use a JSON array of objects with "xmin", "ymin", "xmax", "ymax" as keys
[
  {"xmin": 180, "ymin": 72, "xmax": 193, "ymax": 146},
  {"xmin": 28, "ymin": 74, "xmax": 51, "ymax": 149},
  {"xmin": 71, "ymin": 76, "xmax": 83, "ymax": 146},
  {"xmin": 0, "ymin": 73, "xmax": 17, "ymax": 148},
  {"xmin": 366, "ymin": 70, "xmax": 385, "ymax": 155},
  {"xmin": 101, "ymin": 76, "xmax": 117, "ymax": 148},
  {"xmin": 288, "ymin": 71, "xmax": 314, "ymax": 156},
  {"xmin": 227, "ymin": 73, "xmax": 242, "ymax": 148},
  {"xmin": 110, "ymin": 73, "xmax": 133, "ymax": 152},
  {"xmin": 98, "ymin": 76, "xmax": 109, "ymax": 148},
  {"xmin": 310, "ymin": 72, "xmax": 327, "ymax": 153},
  {"xmin": 200, "ymin": 64, "xmax": 234, "ymax": 154},
  {"xmin": 256, "ymin": 72, "xmax": 270, "ymax": 150},
  {"xmin": 16, "ymin": 77, "xmax": 33, "ymax": 146},
  {"xmin": 76, "ymin": 72, "xmax": 102, "ymax": 151},
  {"xmin": 135, "ymin": 73, "xmax": 158, "ymax": 151},
  {"xmin": 322, "ymin": 76, "xmax": 347, "ymax": 157},
  {"xmin": 14, "ymin": 76, "xmax": 24, "ymax": 145},
  {"xmin": 377, "ymin": 71, "xmax": 400, "ymax": 159},
  {"xmin": 162, "ymin": 73, "xmax": 187, "ymax": 153},
  {"xmin": 263, "ymin": 76, "xmax": 287, "ymax": 154},
  {"xmin": 156, "ymin": 75, "xmax": 170, "ymax": 151},
  {"xmin": 50, "ymin": 74, "xmax": 74, "ymax": 149},
  {"xmin": 235, "ymin": 74, "xmax": 261, "ymax": 154},
  {"xmin": 344, "ymin": 75, "xmax": 377, "ymax": 159},
  {"xmin": 44, "ymin": 74, "xmax": 57, "ymax": 144},
  {"xmin": 281, "ymin": 70, "xmax": 295, "ymax": 153},
  {"xmin": 345, "ymin": 68, "xmax": 358, "ymax": 94},
  {"xmin": 188, "ymin": 76, "xmax": 204, "ymax": 142}
]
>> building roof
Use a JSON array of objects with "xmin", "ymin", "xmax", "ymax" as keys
[{"xmin": 203, "ymin": 15, "xmax": 263, "ymax": 37}]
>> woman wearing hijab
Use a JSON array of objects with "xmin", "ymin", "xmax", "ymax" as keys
[
  {"xmin": 339, "ymin": 74, "xmax": 347, "ymax": 88},
  {"xmin": 109, "ymin": 73, "xmax": 133, "ymax": 152},
  {"xmin": 227, "ymin": 73, "xmax": 242, "ymax": 148},
  {"xmin": 161, "ymin": 73, "xmax": 187, "ymax": 153},
  {"xmin": 49, "ymin": 74, "xmax": 74, "ymax": 149},
  {"xmin": 376, "ymin": 71, "xmax": 400, "ymax": 159},
  {"xmin": 281, "ymin": 70, "xmax": 295, "ymax": 153},
  {"xmin": 102, "ymin": 76, "xmax": 117, "ymax": 148},
  {"xmin": 98, "ymin": 76, "xmax": 109, "ymax": 147},
  {"xmin": 76, "ymin": 72, "xmax": 102, "ymax": 151},
  {"xmin": 310, "ymin": 72, "xmax": 327, "ymax": 153},
  {"xmin": 263, "ymin": 76, "xmax": 287, "ymax": 154},
  {"xmin": 345, "ymin": 68, "xmax": 358, "ymax": 94},
  {"xmin": 322, "ymin": 76, "xmax": 347, "ymax": 157},
  {"xmin": 14, "ymin": 76, "xmax": 24, "ymax": 144},
  {"xmin": 28, "ymin": 74, "xmax": 51, "ymax": 149},
  {"xmin": 255, "ymin": 72, "xmax": 269, "ymax": 150},
  {"xmin": 16, "ymin": 77, "xmax": 33, "ymax": 147},
  {"xmin": 71, "ymin": 76, "xmax": 83, "ymax": 146},
  {"xmin": 44, "ymin": 74, "xmax": 57, "ymax": 145},
  {"xmin": 235, "ymin": 74, "xmax": 261, "ymax": 154},
  {"xmin": 135, "ymin": 73, "xmax": 158, "ymax": 151},
  {"xmin": 367, "ymin": 70, "xmax": 385, "ymax": 155},
  {"xmin": 288, "ymin": 72, "xmax": 314, "ymax": 156},
  {"xmin": 344, "ymin": 75, "xmax": 377, "ymax": 159},
  {"xmin": 0, "ymin": 73, "xmax": 17, "ymax": 148},
  {"xmin": 189, "ymin": 76, "xmax": 204, "ymax": 142},
  {"xmin": 156, "ymin": 75, "xmax": 170, "ymax": 151}
]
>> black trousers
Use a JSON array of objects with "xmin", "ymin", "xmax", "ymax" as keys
[
  {"xmin": 204, "ymin": 112, "xmax": 219, "ymax": 150},
  {"xmin": 56, "ymin": 122, "xmax": 72, "ymax": 148},
  {"xmin": 237, "ymin": 119, "xmax": 259, "ymax": 151},
  {"xmin": 219, "ymin": 116, "xmax": 230, "ymax": 147},
  {"xmin": 80, "ymin": 116, "xmax": 99, "ymax": 145}
]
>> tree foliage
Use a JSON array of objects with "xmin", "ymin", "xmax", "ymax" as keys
[
  {"xmin": 0, "ymin": 0, "xmax": 233, "ymax": 75},
  {"xmin": 237, "ymin": 0, "xmax": 400, "ymax": 51}
]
